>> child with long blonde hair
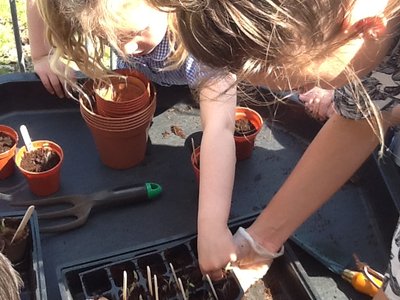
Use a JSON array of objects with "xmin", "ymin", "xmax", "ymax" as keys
[
  {"xmin": 142, "ymin": 0, "xmax": 400, "ymax": 298},
  {"xmin": 28, "ymin": 0, "xmax": 239, "ymax": 281},
  {"xmin": 0, "ymin": 253, "xmax": 23, "ymax": 300}
]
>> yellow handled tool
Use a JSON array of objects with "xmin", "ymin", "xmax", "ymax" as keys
[
  {"xmin": 342, "ymin": 254, "xmax": 384, "ymax": 298},
  {"xmin": 342, "ymin": 269, "xmax": 383, "ymax": 297}
]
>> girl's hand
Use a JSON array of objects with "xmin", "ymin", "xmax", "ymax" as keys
[
  {"xmin": 197, "ymin": 225, "xmax": 236, "ymax": 281},
  {"xmin": 233, "ymin": 227, "xmax": 284, "ymax": 268},
  {"xmin": 230, "ymin": 227, "xmax": 284, "ymax": 291},
  {"xmin": 299, "ymin": 87, "xmax": 335, "ymax": 122},
  {"xmin": 32, "ymin": 55, "xmax": 72, "ymax": 98}
]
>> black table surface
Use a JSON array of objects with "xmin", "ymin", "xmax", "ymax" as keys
[{"xmin": 1, "ymin": 73, "xmax": 399, "ymax": 300}]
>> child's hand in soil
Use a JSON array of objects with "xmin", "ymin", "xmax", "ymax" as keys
[
  {"xmin": 299, "ymin": 87, "xmax": 335, "ymax": 122},
  {"xmin": 198, "ymin": 226, "xmax": 237, "ymax": 281},
  {"xmin": 231, "ymin": 227, "xmax": 284, "ymax": 291}
]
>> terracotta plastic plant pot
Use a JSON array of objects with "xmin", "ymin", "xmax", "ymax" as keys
[
  {"xmin": 114, "ymin": 68, "xmax": 151, "ymax": 93},
  {"xmin": 80, "ymin": 93, "xmax": 156, "ymax": 130},
  {"xmin": 15, "ymin": 140, "xmax": 64, "ymax": 197},
  {"xmin": 80, "ymin": 100, "xmax": 156, "ymax": 130},
  {"xmin": 234, "ymin": 107, "xmax": 264, "ymax": 161},
  {"xmin": 191, "ymin": 146, "xmax": 201, "ymax": 184},
  {"xmin": 79, "ymin": 79, "xmax": 156, "ymax": 128},
  {"xmin": 94, "ymin": 76, "xmax": 150, "ymax": 117},
  {"xmin": 85, "ymin": 121, "xmax": 151, "ymax": 169},
  {"xmin": 79, "ymin": 78, "xmax": 156, "ymax": 169},
  {"xmin": 0, "ymin": 125, "xmax": 19, "ymax": 180}
]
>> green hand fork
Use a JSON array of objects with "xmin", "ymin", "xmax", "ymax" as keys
[{"xmin": 12, "ymin": 183, "xmax": 162, "ymax": 233}]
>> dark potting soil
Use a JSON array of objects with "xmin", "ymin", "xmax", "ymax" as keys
[
  {"xmin": 0, "ymin": 132, "xmax": 16, "ymax": 154},
  {"xmin": 20, "ymin": 148, "xmax": 60, "ymax": 172},
  {"xmin": 0, "ymin": 218, "xmax": 28, "ymax": 249},
  {"xmin": 243, "ymin": 279, "xmax": 273, "ymax": 300},
  {"xmin": 234, "ymin": 119, "xmax": 256, "ymax": 136}
]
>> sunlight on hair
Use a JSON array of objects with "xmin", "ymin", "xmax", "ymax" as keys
[
  {"xmin": 347, "ymin": 0, "xmax": 389, "ymax": 25},
  {"xmin": 306, "ymin": 38, "xmax": 364, "ymax": 83}
]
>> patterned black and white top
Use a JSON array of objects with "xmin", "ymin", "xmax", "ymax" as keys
[
  {"xmin": 384, "ymin": 222, "xmax": 400, "ymax": 299},
  {"xmin": 334, "ymin": 36, "xmax": 400, "ymax": 119},
  {"xmin": 116, "ymin": 34, "xmax": 208, "ymax": 88}
]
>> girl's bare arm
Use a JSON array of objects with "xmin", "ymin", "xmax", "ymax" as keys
[{"xmin": 196, "ymin": 74, "xmax": 238, "ymax": 279}]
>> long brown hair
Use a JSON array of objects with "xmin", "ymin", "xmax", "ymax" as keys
[{"xmin": 148, "ymin": 0, "xmax": 400, "ymax": 154}]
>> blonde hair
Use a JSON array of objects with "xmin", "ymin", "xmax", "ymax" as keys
[
  {"xmin": 36, "ymin": 0, "xmax": 187, "ymax": 83},
  {"xmin": 148, "ymin": 0, "xmax": 400, "ymax": 155},
  {"xmin": 0, "ymin": 253, "xmax": 23, "ymax": 300}
]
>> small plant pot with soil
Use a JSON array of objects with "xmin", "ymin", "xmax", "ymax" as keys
[
  {"xmin": 15, "ymin": 140, "xmax": 64, "ymax": 197},
  {"xmin": 234, "ymin": 107, "xmax": 264, "ymax": 161},
  {"xmin": 0, "ymin": 211, "xmax": 47, "ymax": 299},
  {"xmin": 0, "ymin": 125, "xmax": 19, "ymax": 180},
  {"xmin": 0, "ymin": 217, "xmax": 29, "ymax": 264}
]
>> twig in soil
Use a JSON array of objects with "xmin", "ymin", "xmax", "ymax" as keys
[
  {"xmin": 191, "ymin": 138, "xmax": 198, "ymax": 166},
  {"xmin": 123, "ymin": 270, "xmax": 127, "ymax": 300},
  {"xmin": 11, "ymin": 205, "xmax": 35, "ymax": 244},
  {"xmin": 177, "ymin": 277, "xmax": 187, "ymax": 300},
  {"xmin": 169, "ymin": 263, "xmax": 179, "ymax": 285},
  {"xmin": 20, "ymin": 125, "xmax": 33, "ymax": 152},
  {"xmin": 147, "ymin": 266, "xmax": 153, "ymax": 296},
  {"xmin": 154, "ymin": 274, "xmax": 159, "ymax": 300},
  {"xmin": 206, "ymin": 274, "xmax": 219, "ymax": 300}
]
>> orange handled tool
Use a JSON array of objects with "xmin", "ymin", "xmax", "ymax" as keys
[
  {"xmin": 341, "ymin": 255, "xmax": 384, "ymax": 298},
  {"xmin": 342, "ymin": 269, "xmax": 383, "ymax": 297}
]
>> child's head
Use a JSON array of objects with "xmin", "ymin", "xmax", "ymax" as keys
[
  {"xmin": 0, "ymin": 253, "xmax": 23, "ymax": 300},
  {"xmin": 36, "ymin": 0, "xmax": 171, "ymax": 80},
  {"xmin": 148, "ymin": 0, "xmax": 398, "ymax": 91},
  {"xmin": 147, "ymin": 0, "xmax": 399, "ymax": 153}
]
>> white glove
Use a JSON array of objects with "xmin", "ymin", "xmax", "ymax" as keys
[
  {"xmin": 231, "ymin": 227, "xmax": 284, "ymax": 292},
  {"xmin": 233, "ymin": 227, "xmax": 284, "ymax": 268}
]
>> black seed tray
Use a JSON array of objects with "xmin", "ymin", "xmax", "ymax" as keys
[
  {"xmin": 230, "ymin": 216, "xmax": 320, "ymax": 300},
  {"xmin": 58, "ymin": 235, "xmax": 243, "ymax": 300},
  {"xmin": 1, "ymin": 210, "xmax": 47, "ymax": 300}
]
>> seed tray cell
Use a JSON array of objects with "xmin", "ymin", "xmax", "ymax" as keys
[
  {"xmin": 59, "ymin": 235, "xmax": 243, "ymax": 300},
  {"xmin": 1, "ymin": 211, "xmax": 47, "ymax": 300}
]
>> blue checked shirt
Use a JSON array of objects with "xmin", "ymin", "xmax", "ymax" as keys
[{"xmin": 116, "ymin": 35, "xmax": 208, "ymax": 88}]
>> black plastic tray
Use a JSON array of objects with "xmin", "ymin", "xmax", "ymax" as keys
[
  {"xmin": 1, "ymin": 210, "xmax": 47, "ymax": 300},
  {"xmin": 58, "ymin": 216, "xmax": 319, "ymax": 300},
  {"xmin": 58, "ymin": 234, "xmax": 243, "ymax": 300},
  {"xmin": 1, "ymin": 74, "xmax": 399, "ymax": 300}
]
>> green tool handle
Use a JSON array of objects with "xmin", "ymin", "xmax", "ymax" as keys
[{"xmin": 93, "ymin": 182, "xmax": 162, "ymax": 208}]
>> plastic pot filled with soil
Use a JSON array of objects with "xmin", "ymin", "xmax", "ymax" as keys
[
  {"xmin": 0, "ymin": 217, "xmax": 29, "ymax": 264},
  {"xmin": 0, "ymin": 125, "xmax": 19, "ymax": 180},
  {"xmin": 15, "ymin": 140, "xmax": 64, "ymax": 196},
  {"xmin": 1, "ymin": 211, "xmax": 47, "ymax": 300},
  {"xmin": 234, "ymin": 107, "xmax": 264, "ymax": 161}
]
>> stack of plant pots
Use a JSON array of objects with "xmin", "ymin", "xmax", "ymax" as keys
[{"xmin": 79, "ymin": 69, "xmax": 156, "ymax": 169}]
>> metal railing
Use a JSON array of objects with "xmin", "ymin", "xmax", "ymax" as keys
[
  {"xmin": 6, "ymin": 0, "xmax": 115, "ymax": 73},
  {"xmin": 9, "ymin": 0, "xmax": 25, "ymax": 72}
]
